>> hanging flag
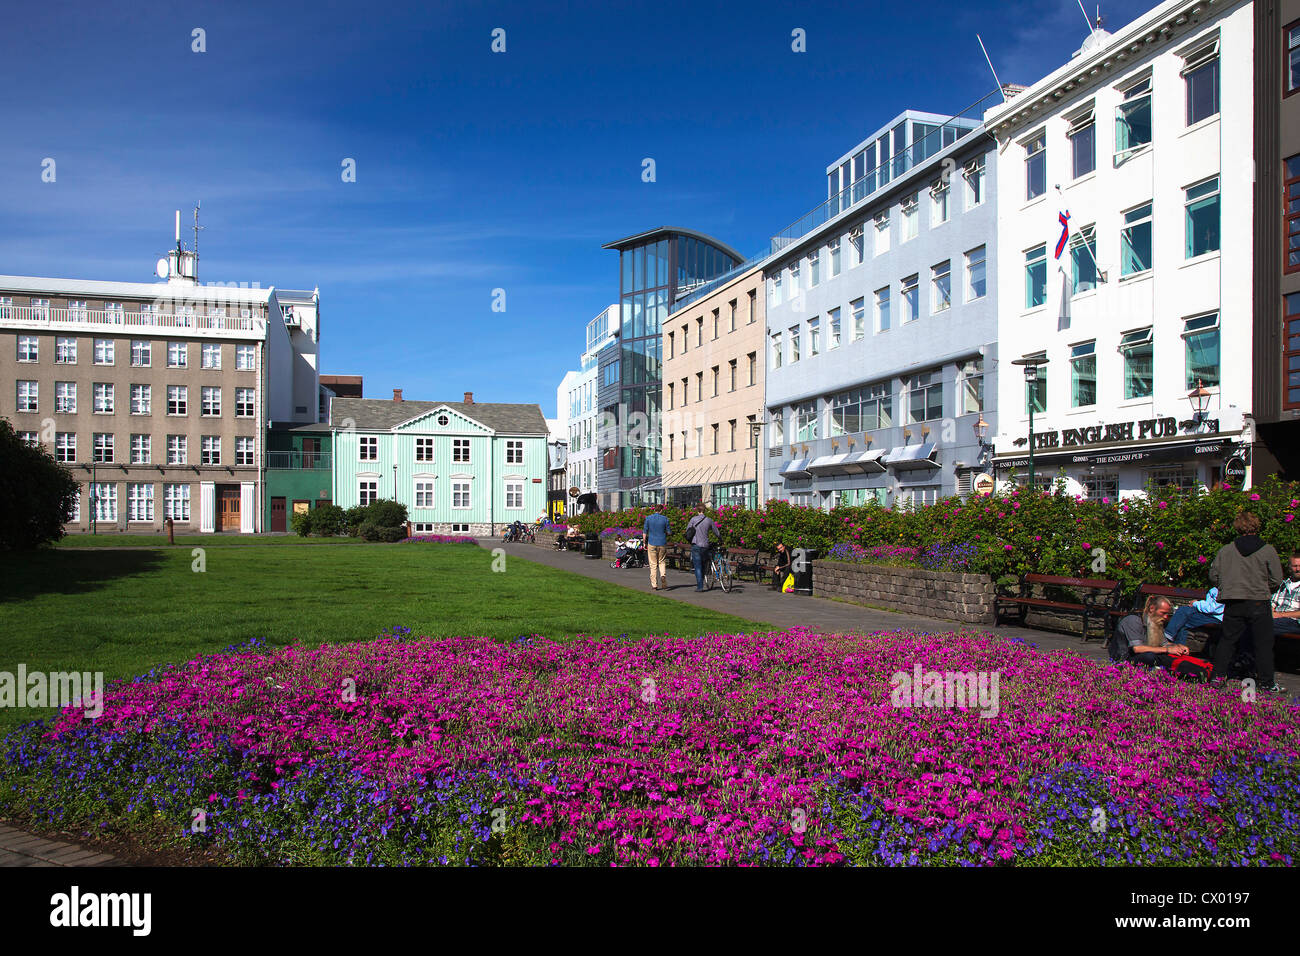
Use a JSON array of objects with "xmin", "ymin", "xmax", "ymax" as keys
[{"xmin": 1054, "ymin": 210, "xmax": 1071, "ymax": 259}]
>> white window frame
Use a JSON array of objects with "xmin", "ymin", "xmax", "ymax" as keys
[
  {"xmin": 167, "ymin": 435, "xmax": 188, "ymax": 465},
  {"xmin": 359, "ymin": 436, "xmax": 378, "ymax": 461}
]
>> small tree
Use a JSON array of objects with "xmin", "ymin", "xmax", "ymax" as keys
[{"xmin": 0, "ymin": 419, "xmax": 79, "ymax": 549}]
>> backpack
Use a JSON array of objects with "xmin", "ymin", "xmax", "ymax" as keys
[{"xmin": 1167, "ymin": 655, "xmax": 1213, "ymax": 683}]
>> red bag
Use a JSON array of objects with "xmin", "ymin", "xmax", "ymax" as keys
[{"xmin": 1167, "ymin": 655, "xmax": 1213, "ymax": 683}]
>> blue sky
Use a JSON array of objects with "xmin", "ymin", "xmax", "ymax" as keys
[{"xmin": 2, "ymin": 0, "xmax": 1152, "ymax": 416}]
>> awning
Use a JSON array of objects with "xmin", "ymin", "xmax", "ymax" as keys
[
  {"xmin": 847, "ymin": 449, "xmax": 888, "ymax": 474},
  {"xmin": 780, "ymin": 458, "xmax": 812, "ymax": 478},
  {"xmin": 807, "ymin": 454, "xmax": 853, "ymax": 475},
  {"xmin": 992, "ymin": 436, "xmax": 1242, "ymax": 472},
  {"xmin": 885, "ymin": 442, "xmax": 939, "ymax": 470}
]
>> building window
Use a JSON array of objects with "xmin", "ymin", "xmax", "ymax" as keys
[
  {"xmin": 769, "ymin": 273, "xmax": 782, "ymax": 308},
  {"xmin": 1121, "ymin": 202, "xmax": 1153, "ymax": 276},
  {"xmin": 1070, "ymin": 341, "xmax": 1097, "ymax": 407},
  {"xmin": 771, "ymin": 332, "xmax": 782, "ymax": 369},
  {"xmin": 667, "ymin": 382, "xmax": 674, "ymax": 409},
  {"xmin": 1285, "ymin": 293, "xmax": 1300, "ymax": 407},
  {"xmin": 1120, "ymin": 328, "xmax": 1154, "ymax": 399},
  {"xmin": 17, "ymin": 381, "xmax": 38, "ymax": 412},
  {"xmin": 93, "ymin": 339, "xmax": 114, "ymax": 365},
  {"xmin": 505, "ymin": 439, "xmax": 524, "ymax": 464},
  {"xmin": 771, "ymin": 412, "xmax": 784, "ymax": 446},
  {"xmin": 18, "ymin": 431, "xmax": 38, "ymax": 446},
  {"xmin": 829, "ymin": 239, "xmax": 841, "ymax": 277},
  {"xmin": 808, "ymin": 319, "xmax": 820, "ymax": 357},
  {"xmin": 1025, "ymin": 245, "xmax": 1047, "ymax": 309},
  {"xmin": 92, "ymin": 482, "xmax": 117, "ymax": 522},
  {"xmin": 710, "ymin": 423, "xmax": 719, "ymax": 454},
  {"xmin": 830, "ymin": 383, "xmax": 892, "ymax": 433},
  {"xmin": 876, "ymin": 287, "xmax": 891, "ymax": 332},
  {"xmin": 809, "ymin": 250, "xmax": 820, "ymax": 287},
  {"xmin": 414, "ymin": 479, "xmax": 434, "ymax": 508},
  {"xmin": 202, "ymin": 343, "xmax": 222, "ymax": 369},
  {"xmin": 1185, "ymin": 177, "xmax": 1221, "ymax": 258},
  {"xmin": 1289, "ymin": 21, "xmax": 1300, "ymax": 95},
  {"xmin": 1116, "ymin": 75, "xmax": 1152, "ymax": 156},
  {"xmin": 711, "ymin": 309, "xmax": 720, "ymax": 340},
  {"xmin": 728, "ymin": 359, "xmax": 737, "ymax": 391},
  {"xmin": 747, "ymin": 290, "xmax": 756, "ymax": 324},
  {"xmin": 1025, "ymin": 131, "xmax": 1046, "ymax": 200},
  {"xmin": 828, "ymin": 307, "xmax": 841, "ymax": 349},
  {"xmin": 1080, "ymin": 472, "xmax": 1119, "ymax": 501},
  {"xmin": 874, "ymin": 212, "xmax": 890, "ymax": 255},
  {"xmin": 902, "ymin": 274, "xmax": 920, "ymax": 322},
  {"xmin": 849, "ymin": 226, "xmax": 865, "ymax": 266},
  {"xmin": 55, "ymin": 432, "xmax": 76, "ymax": 462},
  {"xmin": 850, "ymin": 298, "xmax": 865, "ymax": 341},
  {"xmin": 1071, "ymin": 225, "xmax": 1098, "ymax": 295},
  {"xmin": 129, "ymin": 433, "xmax": 151, "ymax": 465},
  {"xmin": 960, "ymin": 359, "xmax": 985, "ymax": 414},
  {"xmin": 747, "ymin": 352, "xmax": 756, "ymax": 386},
  {"xmin": 907, "ymin": 371, "xmax": 943, "ymax": 423},
  {"xmin": 92, "ymin": 382, "xmax": 114, "ymax": 414},
  {"xmin": 1184, "ymin": 312, "xmax": 1220, "ymax": 389},
  {"xmin": 1183, "ymin": 41, "xmax": 1219, "ymax": 125},
  {"xmin": 130, "ymin": 340, "xmax": 151, "ymax": 367},
  {"xmin": 134, "ymin": 303, "xmax": 153, "ymax": 325},
  {"xmin": 165, "ymin": 484, "xmax": 191, "ymax": 521},
  {"xmin": 1068, "ymin": 106, "xmax": 1096, "ymax": 179},
  {"xmin": 17, "ymin": 335, "xmax": 38, "ymax": 363},
  {"xmin": 0, "ymin": 297, "xmax": 12, "ymax": 320},
  {"xmin": 359, "ymin": 480, "xmax": 379, "ymax": 506},
  {"xmin": 127, "ymin": 483, "xmax": 154, "ymax": 522},
  {"xmin": 728, "ymin": 419, "xmax": 736, "ymax": 452},
  {"xmin": 453, "ymin": 438, "xmax": 470, "ymax": 462},
  {"xmin": 235, "ymin": 437, "xmax": 255, "ymax": 466},
  {"xmin": 788, "ymin": 326, "xmax": 800, "ymax": 363},
  {"xmin": 55, "ymin": 381, "xmax": 76, "ymax": 413},
  {"xmin": 729, "ymin": 299, "xmax": 737, "ymax": 332},
  {"xmin": 965, "ymin": 246, "xmax": 987, "ymax": 301},
  {"xmin": 1146, "ymin": 466, "xmax": 1196, "ymax": 493},
  {"xmin": 930, "ymin": 179, "xmax": 950, "ymax": 225},
  {"xmin": 1286, "ymin": 155, "xmax": 1300, "ymax": 274},
  {"xmin": 667, "ymin": 331, "xmax": 675, "ymax": 359},
  {"xmin": 201, "ymin": 436, "xmax": 220, "ymax": 465},
  {"xmin": 789, "ymin": 263, "xmax": 800, "ymax": 298},
  {"xmin": 236, "ymin": 345, "xmax": 256, "ymax": 370},
  {"xmin": 901, "ymin": 195, "xmax": 919, "ymax": 241},
  {"xmin": 93, "ymin": 433, "xmax": 114, "ymax": 463},
  {"xmin": 931, "ymin": 261, "xmax": 951, "ymax": 313},
  {"xmin": 359, "ymin": 436, "xmax": 378, "ymax": 461},
  {"xmin": 29, "ymin": 298, "xmax": 49, "ymax": 320},
  {"xmin": 711, "ymin": 364, "xmax": 720, "ymax": 395},
  {"xmin": 416, "ymin": 437, "xmax": 434, "ymax": 461},
  {"xmin": 167, "ymin": 342, "xmax": 187, "ymax": 368},
  {"xmin": 130, "ymin": 384, "xmax": 150, "ymax": 415},
  {"xmin": 452, "ymin": 480, "xmax": 471, "ymax": 509},
  {"xmin": 55, "ymin": 337, "xmax": 76, "ymax": 364},
  {"xmin": 235, "ymin": 387, "xmax": 255, "ymax": 417},
  {"xmin": 695, "ymin": 371, "xmax": 704, "ymax": 401},
  {"xmin": 1026, "ymin": 356, "xmax": 1048, "ymax": 413},
  {"xmin": 201, "ymin": 386, "xmax": 221, "ymax": 417},
  {"xmin": 963, "ymin": 156, "xmax": 985, "ymax": 209},
  {"xmin": 167, "ymin": 435, "xmax": 187, "ymax": 465},
  {"xmin": 794, "ymin": 401, "xmax": 819, "ymax": 441}
]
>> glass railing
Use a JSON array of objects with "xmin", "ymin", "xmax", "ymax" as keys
[{"xmin": 267, "ymin": 451, "xmax": 331, "ymax": 470}]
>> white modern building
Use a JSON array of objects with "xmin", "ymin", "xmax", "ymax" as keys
[
  {"xmin": 561, "ymin": 304, "xmax": 617, "ymax": 502},
  {"xmin": 985, "ymin": 0, "xmax": 1253, "ymax": 499}
]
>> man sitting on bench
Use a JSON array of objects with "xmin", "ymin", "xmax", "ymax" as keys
[
  {"xmin": 1110, "ymin": 596, "xmax": 1188, "ymax": 667},
  {"xmin": 1271, "ymin": 552, "xmax": 1300, "ymax": 638},
  {"xmin": 1164, "ymin": 587, "xmax": 1224, "ymax": 644}
]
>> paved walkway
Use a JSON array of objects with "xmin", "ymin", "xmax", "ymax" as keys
[
  {"xmin": 0, "ymin": 824, "xmax": 118, "ymax": 867},
  {"xmin": 489, "ymin": 540, "xmax": 1113, "ymax": 662}
]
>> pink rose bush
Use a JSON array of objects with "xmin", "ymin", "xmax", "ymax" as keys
[{"xmin": 4, "ymin": 627, "xmax": 1297, "ymax": 866}]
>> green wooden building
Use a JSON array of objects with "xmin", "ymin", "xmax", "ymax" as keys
[
  {"xmin": 265, "ymin": 424, "xmax": 334, "ymax": 531},
  {"xmin": 330, "ymin": 393, "xmax": 548, "ymax": 534}
]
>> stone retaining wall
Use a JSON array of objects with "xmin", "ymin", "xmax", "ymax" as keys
[{"xmin": 812, "ymin": 561, "xmax": 997, "ymax": 625}]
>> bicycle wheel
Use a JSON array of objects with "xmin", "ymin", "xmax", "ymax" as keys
[
  {"xmin": 718, "ymin": 559, "xmax": 734, "ymax": 593},
  {"xmin": 703, "ymin": 561, "xmax": 715, "ymax": 590}
]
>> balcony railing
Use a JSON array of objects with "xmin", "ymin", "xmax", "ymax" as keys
[
  {"xmin": 266, "ymin": 451, "xmax": 331, "ymax": 470},
  {"xmin": 0, "ymin": 305, "xmax": 264, "ymax": 333}
]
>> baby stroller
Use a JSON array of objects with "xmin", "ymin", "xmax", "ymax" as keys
[{"xmin": 612, "ymin": 536, "xmax": 647, "ymax": 569}]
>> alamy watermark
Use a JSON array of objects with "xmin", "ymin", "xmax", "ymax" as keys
[
  {"xmin": 889, "ymin": 664, "xmax": 1000, "ymax": 718},
  {"xmin": 0, "ymin": 666, "xmax": 104, "ymax": 718}
]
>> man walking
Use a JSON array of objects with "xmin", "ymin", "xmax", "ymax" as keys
[
  {"xmin": 685, "ymin": 506, "xmax": 720, "ymax": 592},
  {"xmin": 643, "ymin": 506, "xmax": 671, "ymax": 590},
  {"xmin": 1209, "ymin": 511, "xmax": 1285, "ymax": 693}
]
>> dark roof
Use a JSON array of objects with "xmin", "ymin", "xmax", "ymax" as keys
[
  {"xmin": 601, "ymin": 226, "xmax": 744, "ymax": 263},
  {"xmin": 329, "ymin": 398, "xmax": 548, "ymax": 435}
]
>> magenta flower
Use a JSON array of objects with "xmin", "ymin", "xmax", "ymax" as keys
[{"xmin": 1250, "ymin": 494, "xmax": 1261, "ymax": 502}]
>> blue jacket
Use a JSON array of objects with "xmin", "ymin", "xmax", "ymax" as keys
[
  {"xmin": 1192, "ymin": 587, "xmax": 1224, "ymax": 618},
  {"xmin": 642, "ymin": 512, "xmax": 670, "ymax": 548}
]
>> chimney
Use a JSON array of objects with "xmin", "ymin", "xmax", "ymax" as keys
[
  {"xmin": 463, "ymin": 391, "xmax": 474, "ymax": 404},
  {"xmin": 393, "ymin": 388, "xmax": 403, "ymax": 403}
]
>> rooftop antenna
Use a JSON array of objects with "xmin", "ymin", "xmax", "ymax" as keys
[
  {"xmin": 192, "ymin": 202, "xmax": 204, "ymax": 263},
  {"xmin": 976, "ymin": 35, "xmax": 1007, "ymax": 103}
]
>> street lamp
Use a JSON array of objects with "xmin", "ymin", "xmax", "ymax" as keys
[
  {"xmin": 749, "ymin": 420, "xmax": 764, "ymax": 510},
  {"xmin": 1187, "ymin": 378, "xmax": 1212, "ymax": 430},
  {"xmin": 973, "ymin": 414, "xmax": 991, "ymax": 466},
  {"xmin": 1011, "ymin": 356, "xmax": 1049, "ymax": 491}
]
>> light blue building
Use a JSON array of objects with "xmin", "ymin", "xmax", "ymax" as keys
[{"xmin": 763, "ymin": 109, "xmax": 1000, "ymax": 509}]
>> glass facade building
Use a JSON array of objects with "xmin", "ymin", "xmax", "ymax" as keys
[{"xmin": 598, "ymin": 228, "xmax": 742, "ymax": 509}]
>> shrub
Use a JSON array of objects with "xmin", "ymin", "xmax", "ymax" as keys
[
  {"xmin": 311, "ymin": 504, "xmax": 347, "ymax": 537},
  {"xmin": 366, "ymin": 499, "xmax": 408, "ymax": 529},
  {"xmin": 290, "ymin": 510, "xmax": 313, "ymax": 537},
  {"xmin": 0, "ymin": 418, "xmax": 79, "ymax": 550},
  {"xmin": 344, "ymin": 506, "xmax": 368, "ymax": 537}
]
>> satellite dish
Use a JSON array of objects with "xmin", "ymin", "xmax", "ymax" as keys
[{"xmin": 156, "ymin": 257, "xmax": 170, "ymax": 279}]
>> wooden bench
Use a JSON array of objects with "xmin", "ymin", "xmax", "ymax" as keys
[
  {"xmin": 665, "ymin": 543, "xmax": 690, "ymax": 570},
  {"xmin": 995, "ymin": 573, "xmax": 1122, "ymax": 642},
  {"xmin": 729, "ymin": 548, "xmax": 776, "ymax": 583}
]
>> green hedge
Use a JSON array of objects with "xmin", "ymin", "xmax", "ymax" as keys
[{"xmin": 570, "ymin": 478, "xmax": 1300, "ymax": 591}]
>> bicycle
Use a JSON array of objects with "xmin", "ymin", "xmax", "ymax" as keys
[{"xmin": 703, "ymin": 548, "xmax": 734, "ymax": 593}]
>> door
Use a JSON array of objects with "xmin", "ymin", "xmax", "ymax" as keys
[
  {"xmin": 219, "ymin": 486, "xmax": 241, "ymax": 532},
  {"xmin": 270, "ymin": 497, "xmax": 287, "ymax": 532},
  {"xmin": 302, "ymin": 438, "xmax": 319, "ymax": 469}
]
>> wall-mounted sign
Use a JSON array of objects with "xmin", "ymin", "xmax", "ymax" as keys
[
  {"xmin": 996, "ymin": 439, "xmax": 1236, "ymax": 472},
  {"xmin": 973, "ymin": 473, "xmax": 995, "ymax": 494},
  {"xmin": 1224, "ymin": 456, "xmax": 1246, "ymax": 484}
]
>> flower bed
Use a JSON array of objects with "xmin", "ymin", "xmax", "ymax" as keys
[
  {"xmin": 400, "ymin": 535, "xmax": 479, "ymax": 544},
  {"xmin": 4, "ymin": 628, "xmax": 1297, "ymax": 866}
]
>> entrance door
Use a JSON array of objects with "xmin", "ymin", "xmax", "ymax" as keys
[
  {"xmin": 302, "ymin": 438, "xmax": 319, "ymax": 469},
  {"xmin": 219, "ymin": 486, "xmax": 241, "ymax": 532},
  {"xmin": 271, "ymin": 497, "xmax": 287, "ymax": 532}
]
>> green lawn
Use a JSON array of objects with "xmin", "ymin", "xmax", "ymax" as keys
[{"xmin": 0, "ymin": 543, "xmax": 769, "ymax": 734}]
